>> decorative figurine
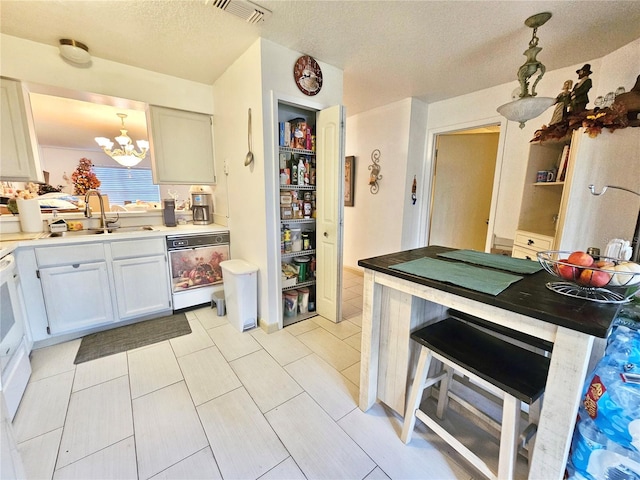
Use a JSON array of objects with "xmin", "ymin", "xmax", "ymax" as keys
[
  {"xmin": 550, "ymin": 79, "xmax": 573, "ymax": 125},
  {"xmin": 569, "ymin": 64, "xmax": 593, "ymax": 113},
  {"xmin": 612, "ymin": 74, "xmax": 640, "ymax": 126}
]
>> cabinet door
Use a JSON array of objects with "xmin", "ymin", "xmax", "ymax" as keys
[
  {"xmin": 0, "ymin": 78, "xmax": 43, "ymax": 182},
  {"xmin": 147, "ymin": 105, "xmax": 216, "ymax": 185},
  {"xmin": 112, "ymin": 255, "xmax": 172, "ymax": 320},
  {"xmin": 39, "ymin": 262, "xmax": 114, "ymax": 335},
  {"xmin": 315, "ymin": 105, "xmax": 345, "ymax": 322}
]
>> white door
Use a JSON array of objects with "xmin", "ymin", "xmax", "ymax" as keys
[
  {"xmin": 429, "ymin": 132, "xmax": 499, "ymax": 250},
  {"xmin": 315, "ymin": 105, "xmax": 345, "ymax": 322},
  {"xmin": 39, "ymin": 262, "xmax": 114, "ymax": 334},
  {"xmin": 147, "ymin": 105, "xmax": 216, "ymax": 185},
  {"xmin": 113, "ymin": 255, "xmax": 172, "ymax": 319}
]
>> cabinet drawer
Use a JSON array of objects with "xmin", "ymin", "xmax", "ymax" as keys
[
  {"xmin": 514, "ymin": 231, "xmax": 553, "ymax": 251},
  {"xmin": 110, "ymin": 238, "xmax": 166, "ymax": 260},
  {"xmin": 36, "ymin": 243, "xmax": 106, "ymax": 267},
  {"xmin": 512, "ymin": 245, "xmax": 541, "ymax": 262}
]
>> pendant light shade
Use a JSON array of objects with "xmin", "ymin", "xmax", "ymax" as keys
[{"xmin": 497, "ymin": 12, "xmax": 555, "ymax": 128}]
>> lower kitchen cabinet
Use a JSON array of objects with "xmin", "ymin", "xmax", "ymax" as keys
[
  {"xmin": 110, "ymin": 237, "xmax": 172, "ymax": 320},
  {"xmin": 112, "ymin": 254, "xmax": 171, "ymax": 319},
  {"xmin": 22, "ymin": 236, "xmax": 172, "ymax": 343},
  {"xmin": 35, "ymin": 242, "xmax": 115, "ymax": 336},
  {"xmin": 39, "ymin": 261, "xmax": 115, "ymax": 335}
]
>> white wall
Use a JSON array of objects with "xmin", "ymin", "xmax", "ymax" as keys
[
  {"xmin": 343, "ymin": 98, "xmax": 427, "ymax": 270},
  {"xmin": 0, "ymin": 35, "xmax": 213, "ymax": 114},
  {"xmin": 212, "ymin": 38, "xmax": 343, "ymax": 329},
  {"xmin": 259, "ymin": 39, "xmax": 343, "ymax": 327}
]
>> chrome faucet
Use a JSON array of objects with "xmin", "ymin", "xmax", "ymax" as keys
[{"xmin": 84, "ymin": 189, "xmax": 110, "ymax": 231}]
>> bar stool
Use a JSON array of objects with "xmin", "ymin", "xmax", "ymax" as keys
[{"xmin": 400, "ymin": 317, "xmax": 550, "ymax": 479}]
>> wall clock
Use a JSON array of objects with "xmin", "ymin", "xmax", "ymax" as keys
[{"xmin": 293, "ymin": 55, "xmax": 323, "ymax": 96}]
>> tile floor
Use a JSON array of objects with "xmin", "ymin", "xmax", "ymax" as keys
[{"xmin": 11, "ymin": 269, "xmax": 483, "ymax": 480}]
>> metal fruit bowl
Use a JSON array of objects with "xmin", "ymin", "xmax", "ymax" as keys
[{"xmin": 537, "ymin": 250, "xmax": 640, "ymax": 304}]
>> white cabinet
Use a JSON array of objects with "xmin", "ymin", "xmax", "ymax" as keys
[
  {"xmin": 514, "ymin": 128, "xmax": 640, "ymax": 259},
  {"xmin": 36, "ymin": 243, "xmax": 114, "ymax": 335},
  {"xmin": 110, "ymin": 238, "xmax": 171, "ymax": 319},
  {"xmin": 276, "ymin": 101, "xmax": 345, "ymax": 326},
  {"xmin": 147, "ymin": 105, "xmax": 216, "ymax": 185},
  {"xmin": 39, "ymin": 262, "xmax": 114, "ymax": 334},
  {"xmin": 0, "ymin": 78, "xmax": 43, "ymax": 182}
]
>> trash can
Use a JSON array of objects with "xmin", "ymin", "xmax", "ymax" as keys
[{"xmin": 220, "ymin": 259, "xmax": 258, "ymax": 332}]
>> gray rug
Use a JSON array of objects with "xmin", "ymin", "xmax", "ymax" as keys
[{"xmin": 74, "ymin": 313, "xmax": 191, "ymax": 364}]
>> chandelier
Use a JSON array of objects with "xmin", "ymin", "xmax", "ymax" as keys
[
  {"xmin": 95, "ymin": 113, "xmax": 149, "ymax": 167},
  {"xmin": 497, "ymin": 12, "xmax": 555, "ymax": 128}
]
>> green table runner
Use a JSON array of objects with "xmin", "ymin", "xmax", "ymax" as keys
[
  {"xmin": 437, "ymin": 249, "xmax": 542, "ymax": 274},
  {"xmin": 390, "ymin": 257, "xmax": 523, "ymax": 295}
]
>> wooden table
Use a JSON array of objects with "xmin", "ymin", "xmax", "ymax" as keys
[{"xmin": 358, "ymin": 246, "xmax": 621, "ymax": 480}]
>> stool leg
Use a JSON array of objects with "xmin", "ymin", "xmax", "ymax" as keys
[
  {"xmin": 498, "ymin": 395, "xmax": 520, "ymax": 480},
  {"xmin": 526, "ymin": 396, "xmax": 542, "ymax": 465},
  {"xmin": 436, "ymin": 366, "xmax": 453, "ymax": 420},
  {"xmin": 401, "ymin": 347, "xmax": 433, "ymax": 444}
]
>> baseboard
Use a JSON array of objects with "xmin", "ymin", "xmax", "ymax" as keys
[
  {"xmin": 258, "ymin": 317, "xmax": 280, "ymax": 334},
  {"xmin": 343, "ymin": 265, "xmax": 363, "ymax": 276}
]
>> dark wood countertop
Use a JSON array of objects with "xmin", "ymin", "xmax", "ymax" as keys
[{"xmin": 358, "ymin": 245, "xmax": 622, "ymax": 338}]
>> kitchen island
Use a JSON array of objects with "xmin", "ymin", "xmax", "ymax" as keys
[{"xmin": 358, "ymin": 245, "xmax": 622, "ymax": 480}]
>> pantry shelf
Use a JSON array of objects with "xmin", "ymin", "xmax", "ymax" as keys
[{"xmin": 282, "ymin": 249, "xmax": 316, "ymax": 260}]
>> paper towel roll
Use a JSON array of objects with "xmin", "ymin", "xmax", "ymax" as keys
[{"xmin": 17, "ymin": 198, "xmax": 43, "ymax": 233}]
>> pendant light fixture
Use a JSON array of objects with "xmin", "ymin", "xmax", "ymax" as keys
[
  {"xmin": 497, "ymin": 12, "xmax": 555, "ymax": 128},
  {"xmin": 95, "ymin": 113, "xmax": 149, "ymax": 168}
]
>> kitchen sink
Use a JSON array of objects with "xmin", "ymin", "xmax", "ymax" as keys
[
  {"xmin": 107, "ymin": 225, "xmax": 156, "ymax": 233},
  {"xmin": 47, "ymin": 226, "xmax": 156, "ymax": 237}
]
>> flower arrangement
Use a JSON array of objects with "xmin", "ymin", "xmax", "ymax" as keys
[{"xmin": 71, "ymin": 158, "xmax": 101, "ymax": 195}]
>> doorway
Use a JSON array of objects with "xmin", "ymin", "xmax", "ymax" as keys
[{"xmin": 428, "ymin": 126, "xmax": 500, "ymax": 250}]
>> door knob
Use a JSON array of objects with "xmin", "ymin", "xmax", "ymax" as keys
[{"xmin": 324, "ymin": 232, "xmax": 328, "ymax": 237}]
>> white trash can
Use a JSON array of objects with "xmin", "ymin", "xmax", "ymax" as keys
[{"xmin": 220, "ymin": 259, "xmax": 258, "ymax": 332}]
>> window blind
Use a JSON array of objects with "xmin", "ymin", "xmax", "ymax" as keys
[{"xmin": 93, "ymin": 166, "xmax": 160, "ymax": 206}]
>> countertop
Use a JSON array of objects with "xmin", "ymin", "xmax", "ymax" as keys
[
  {"xmin": 358, "ymin": 245, "xmax": 623, "ymax": 338},
  {"xmin": 0, "ymin": 223, "xmax": 229, "ymax": 258}
]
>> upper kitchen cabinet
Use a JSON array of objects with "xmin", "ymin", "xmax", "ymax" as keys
[
  {"xmin": 0, "ymin": 78, "xmax": 44, "ymax": 182},
  {"xmin": 147, "ymin": 105, "xmax": 216, "ymax": 185}
]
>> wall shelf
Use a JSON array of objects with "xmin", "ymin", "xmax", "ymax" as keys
[
  {"xmin": 282, "ymin": 279, "xmax": 316, "ymax": 291},
  {"xmin": 282, "ymin": 249, "xmax": 315, "ymax": 259},
  {"xmin": 279, "ymin": 146, "xmax": 315, "ymax": 156}
]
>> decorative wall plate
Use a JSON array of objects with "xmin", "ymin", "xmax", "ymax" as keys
[{"xmin": 294, "ymin": 55, "xmax": 323, "ymax": 96}]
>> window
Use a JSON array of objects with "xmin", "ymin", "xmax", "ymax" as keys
[{"xmin": 93, "ymin": 166, "xmax": 160, "ymax": 206}]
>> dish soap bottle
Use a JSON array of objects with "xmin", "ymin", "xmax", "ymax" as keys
[{"xmin": 298, "ymin": 157, "xmax": 305, "ymax": 186}]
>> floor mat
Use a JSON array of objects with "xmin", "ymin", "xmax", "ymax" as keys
[{"xmin": 74, "ymin": 313, "xmax": 191, "ymax": 364}]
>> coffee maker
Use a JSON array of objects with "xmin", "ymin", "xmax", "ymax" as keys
[{"xmin": 191, "ymin": 192, "xmax": 213, "ymax": 224}]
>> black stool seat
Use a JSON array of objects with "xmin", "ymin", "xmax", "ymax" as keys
[{"xmin": 411, "ymin": 318, "xmax": 550, "ymax": 404}]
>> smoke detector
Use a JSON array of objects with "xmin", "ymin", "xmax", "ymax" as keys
[{"xmin": 210, "ymin": 0, "xmax": 271, "ymax": 24}]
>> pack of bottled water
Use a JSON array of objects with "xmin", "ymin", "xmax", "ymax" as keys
[{"xmin": 567, "ymin": 306, "xmax": 640, "ymax": 480}]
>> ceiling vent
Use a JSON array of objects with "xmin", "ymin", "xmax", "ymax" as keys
[{"xmin": 210, "ymin": 0, "xmax": 272, "ymax": 24}]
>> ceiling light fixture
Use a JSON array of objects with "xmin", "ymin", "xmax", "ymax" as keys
[
  {"xmin": 497, "ymin": 12, "xmax": 555, "ymax": 128},
  {"xmin": 95, "ymin": 113, "xmax": 149, "ymax": 168},
  {"xmin": 58, "ymin": 39, "xmax": 91, "ymax": 65}
]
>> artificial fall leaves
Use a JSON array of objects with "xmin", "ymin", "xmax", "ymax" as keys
[{"xmin": 532, "ymin": 103, "xmax": 630, "ymax": 143}]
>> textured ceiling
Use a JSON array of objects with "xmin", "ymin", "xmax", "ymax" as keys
[{"xmin": 1, "ymin": 0, "xmax": 640, "ymax": 150}]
